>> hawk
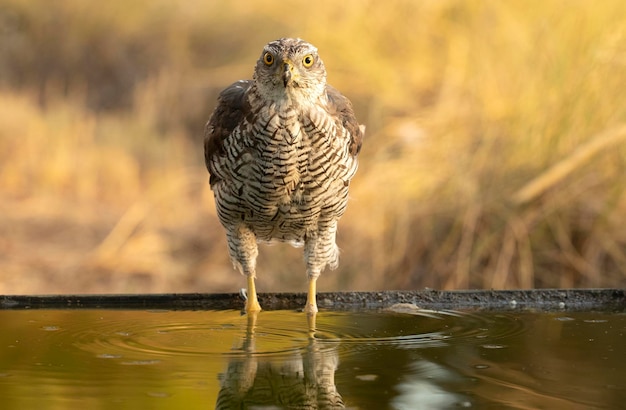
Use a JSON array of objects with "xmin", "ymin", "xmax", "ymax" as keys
[{"xmin": 204, "ymin": 38, "xmax": 363, "ymax": 314}]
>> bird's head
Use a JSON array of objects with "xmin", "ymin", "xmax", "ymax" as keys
[{"xmin": 253, "ymin": 38, "xmax": 327, "ymax": 104}]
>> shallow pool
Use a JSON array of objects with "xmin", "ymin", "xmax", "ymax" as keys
[{"xmin": 0, "ymin": 307, "xmax": 623, "ymax": 409}]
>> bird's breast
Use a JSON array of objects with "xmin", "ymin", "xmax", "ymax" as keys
[{"xmin": 212, "ymin": 102, "xmax": 355, "ymax": 241}]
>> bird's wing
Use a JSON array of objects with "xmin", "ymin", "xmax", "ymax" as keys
[
  {"xmin": 204, "ymin": 80, "xmax": 253, "ymax": 185},
  {"xmin": 325, "ymin": 85, "xmax": 364, "ymax": 156}
]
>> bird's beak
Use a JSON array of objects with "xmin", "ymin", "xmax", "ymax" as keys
[{"xmin": 282, "ymin": 60, "xmax": 294, "ymax": 87}]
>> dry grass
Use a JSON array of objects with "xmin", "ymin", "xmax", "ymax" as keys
[{"xmin": 1, "ymin": 0, "xmax": 625, "ymax": 295}]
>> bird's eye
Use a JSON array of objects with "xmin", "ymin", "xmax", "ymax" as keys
[
  {"xmin": 302, "ymin": 54, "xmax": 314, "ymax": 68},
  {"xmin": 263, "ymin": 52, "xmax": 274, "ymax": 66}
]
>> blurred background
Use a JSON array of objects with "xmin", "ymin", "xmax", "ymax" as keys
[{"xmin": 1, "ymin": 0, "xmax": 625, "ymax": 295}]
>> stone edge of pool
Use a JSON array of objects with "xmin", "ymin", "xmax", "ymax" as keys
[{"xmin": 0, "ymin": 289, "xmax": 624, "ymax": 311}]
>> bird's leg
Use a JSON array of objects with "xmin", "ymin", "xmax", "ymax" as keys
[
  {"xmin": 305, "ymin": 273, "xmax": 319, "ymax": 315},
  {"xmin": 303, "ymin": 235, "xmax": 321, "ymax": 315},
  {"xmin": 303, "ymin": 221, "xmax": 339, "ymax": 315},
  {"xmin": 245, "ymin": 274, "xmax": 261, "ymax": 314},
  {"xmin": 228, "ymin": 226, "xmax": 261, "ymax": 314}
]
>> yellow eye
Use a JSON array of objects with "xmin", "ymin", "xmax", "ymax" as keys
[
  {"xmin": 263, "ymin": 52, "xmax": 274, "ymax": 66},
  {"xmin": 302, "ymin": 54, "xmax": 314, "ymax": 68}
]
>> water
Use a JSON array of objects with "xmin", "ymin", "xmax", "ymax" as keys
[{"xmin": 0, "ymin": 307, "xmax": 623, "ymax": 409}]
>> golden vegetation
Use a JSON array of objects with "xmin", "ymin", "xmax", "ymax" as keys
[{"xmin": 1, "ymin": 0, "xmax": 625, "ymax": 294}]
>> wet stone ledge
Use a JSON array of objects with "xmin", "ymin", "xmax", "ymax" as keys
[{"xmin": 0, "ymin": 289, "xmax": 624, "ymax": 312}]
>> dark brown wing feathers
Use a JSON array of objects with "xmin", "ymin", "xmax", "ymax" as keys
[
  {"xmin": 325, "ymin": 85, "xmax": 363, "ymax": 156},
  {"xmin": 204, "ymin": 80, "xmax": 252, "ymax": 184}
]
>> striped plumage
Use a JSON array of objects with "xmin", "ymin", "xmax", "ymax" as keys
[{"xmin": 204, "ymin": 38, "xmax": 363, "ymax": 314}]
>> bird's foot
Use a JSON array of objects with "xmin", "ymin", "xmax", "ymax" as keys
[
  {"xmin": 303, "ymin": 302, "xmax": 318, "ymax": 315},
  {"xmin": 245, "ymin": 298, "xmax": 262, "ymax": 314},
  {"xmin": 241, "ymin": 285, "xmax": 262, "ymax": 314}
]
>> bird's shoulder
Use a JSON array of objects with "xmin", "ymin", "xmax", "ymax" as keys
[
  {"xmin": 204, "ymin": 80, "xmax": 253, "ymax": 166},
  {"xmin": 325, "ymin": 85, "xmax": 363, "ymax": 156}
]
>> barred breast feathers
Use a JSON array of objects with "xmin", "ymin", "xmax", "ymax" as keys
[{"xmin": 204, "ymin": 82, "xmax": 362, "ymax": 180}]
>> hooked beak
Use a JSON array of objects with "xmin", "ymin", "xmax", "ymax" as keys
[{"xmin": 282, "ymin": 60, "xmax": 293, "ymax": 87}]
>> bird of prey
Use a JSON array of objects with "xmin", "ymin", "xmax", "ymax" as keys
[{"xmin": 204, "ymin": 38, "xmax": 363, "ymax": 314}]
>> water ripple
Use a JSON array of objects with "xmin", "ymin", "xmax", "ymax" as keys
[{"xmin": 55, "ymin": 308, "xmax": 529, "ymax": 361}]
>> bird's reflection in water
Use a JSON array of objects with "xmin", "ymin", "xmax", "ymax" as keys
[{"xmin": 216, "ymin": 313, "xmax": 344, "ymax": 409}]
